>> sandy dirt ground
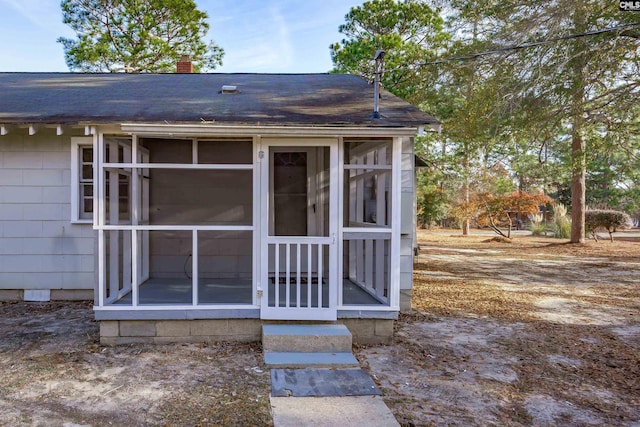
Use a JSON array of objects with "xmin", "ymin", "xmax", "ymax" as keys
[
  {"xmin": 0, "ymin": 302, "xmax": 272, "ymax": 426},
  {"xmin": 355, "ymin": 230, "xmax": 640, "ymax": 426},
  {"xmin": 1, "ymin": 230, "xmax": 638, "ymax": 426}
]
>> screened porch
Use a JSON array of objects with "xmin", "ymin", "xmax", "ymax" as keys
[{"xmin": 92, "ymin": 131, "xmax": 402, "ymax": 320}]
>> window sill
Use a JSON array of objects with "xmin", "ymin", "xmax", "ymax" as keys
[{"xmin": 71, "ymin": 219, "xmax": 93, "ymax": 225}]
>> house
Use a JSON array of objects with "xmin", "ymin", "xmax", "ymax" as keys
[{"xmin": 0, "ymin": 68, "xmax": 439, "ymax": 345}]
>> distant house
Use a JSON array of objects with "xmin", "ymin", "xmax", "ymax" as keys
[{"xmin": 0, "ymin": 66, "xmax": 439, "ymax": 344}]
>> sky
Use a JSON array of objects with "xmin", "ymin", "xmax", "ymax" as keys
[{"xmin": 0, "ymin": 0, "xmax": 364, "ymax": 73}]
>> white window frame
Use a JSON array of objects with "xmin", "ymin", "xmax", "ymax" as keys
[{"xmin": 71, "ymin": 137, "xmax": 94, "ymax": 223}]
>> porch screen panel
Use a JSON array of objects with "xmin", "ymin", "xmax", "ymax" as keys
[
  {"xmin": 273, "ymin": 151, "xmax": 308, "ymax": 236},
  {"xmin": 142, "ymin": 230, "xmax": 193, "ymax": 305},
  {"xmin": 103, "ymin": 230, "xmax": 133, "ymax": 305},
  {"xmin": 198, "ymin": 140, "xmax": 253, "ymax": 164},
  {"xmin": 343, "ymin": 139, "xmax": 392, "ymax": 228},
  {"xmin": 101, "ymin": 230, "xmax": 193, "ymax": 306},
  {"xmin": 342, "ymin": 236, "xmax": 390, "ymax": 305},
  {"xmin": 97, "ymin": 135, "xmax": 256, "ymax": 309},
  {"xmin": 148, "ymin": 169, "xmax": 252, "ymax": 225},
  {"xmin": 268, "ymin": 147, "xmax": 331, "ymax": 238},
  {"xmin": 139, "ymin": 138, "xmax": 192, "ymax": 163},
  {"xmin": 198, "ymin": 231, "xmax": 252, "ymax": 304},
  {"xmin": 342, "ymin": 138, "xmax": 393, "ymax": 307}
]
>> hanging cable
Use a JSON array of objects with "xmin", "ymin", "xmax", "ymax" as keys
[{"xmin": 384, "ymin": 20, "xmax": 640, "ymax": 73}]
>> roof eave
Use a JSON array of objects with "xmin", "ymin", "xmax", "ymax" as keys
[{"xmin": 117, "ymin": 123, "xmax": 428, "ymax": 137}]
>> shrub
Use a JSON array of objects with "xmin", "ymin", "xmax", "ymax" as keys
[
  {"xmin": 417, "ymin": 186, "xmax": 449, "ymax": 229},
  {"xmin": 529, "ymin": 213, "xmax": 546, "ymax": 236},
  {"xmin": 552, "ymin": 204, "xmax": 571, "ymax": 239},
  {"xmin": 585, "ymin": 209, "xmax": 632, "ymax": 242}
]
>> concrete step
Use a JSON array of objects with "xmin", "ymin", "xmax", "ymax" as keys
[
  {"xmin": 262, "ymin": 324, "xmax": 352, "ymax": 353},
  {"xmin": 264, "ymin": 352, "xmax": 359, "ymax": 369}
]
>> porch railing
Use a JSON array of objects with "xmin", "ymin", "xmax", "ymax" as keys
[{"xmin": 267, "ymin": 237, "xmax": 331, "ymax": 309}]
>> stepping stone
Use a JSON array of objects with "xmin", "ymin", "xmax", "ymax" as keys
[{"xmin": 271, "ymin": 368, "xmax": 381, "ymax": 397}]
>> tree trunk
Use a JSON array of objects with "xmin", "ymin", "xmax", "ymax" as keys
[
  {"xmin": 461, "ymin": 140, "xmax": 470, "ymax": 236},
  {"xmin": 570, "ymin": 9, "xmax": 587, "ymax": 244},
  {"xmin": 462, "ymin": 178, "xmax": 470, "ymax": 236},
  {"xmin": 570, "ymin": 127, "xmax": 586, "ymax": 243},
  {"xmin": 461, "ymin": 21, "xmax": 478, "ymax": 238}
]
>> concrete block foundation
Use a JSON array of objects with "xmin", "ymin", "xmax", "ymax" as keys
[
  {"xmin": 51, "ymin": 289, "xmax": 94, "ymax": 301},
  {"xmin": 340, "ymin": 319, "xmax": 394, "ymax": 345},
  {"xmin": 100, "ymin": 319, "xmax": 263, "ymax": 345},
  {"xmin": 0, "ymin": 290, "xmax": 23, "ymax": 301},
  {"xmin": 99, "ymin": 318, "xmax": 395, "ymax": 346}
]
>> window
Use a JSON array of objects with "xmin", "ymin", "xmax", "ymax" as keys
[{"xmin": 71, "ymin": 137, "xmax": 94, "ymax": 223}]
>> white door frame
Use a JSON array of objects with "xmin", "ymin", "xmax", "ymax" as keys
[{"xmin": 259, "ymin": 138, "xmax": 338, "ymax": 320}]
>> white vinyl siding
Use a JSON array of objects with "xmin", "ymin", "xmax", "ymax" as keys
[{"xmin": 0, "ymin": 131, "xmax": 95, "ymax": 291}]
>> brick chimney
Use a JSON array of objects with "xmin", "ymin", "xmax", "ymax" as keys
[{"xmin": 176, "ymin": 55, "xmax": 193, "ymax": 73}]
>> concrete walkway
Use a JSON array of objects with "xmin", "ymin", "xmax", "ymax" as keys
[
  {"xmin": 269, "ymin": 367, "xmax": 399, "ymax": 426},
  {"xmin": 264, "ymin": 324, "xmax": 400, "ymax": 426},
  {"xmin": 270, "ymin": 396, "xmax": 400, "ymax": 427}
]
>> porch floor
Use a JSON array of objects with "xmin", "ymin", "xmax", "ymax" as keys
[{"xmin": 113, "ymin": 278, "xmax": 384, "ymax": 306}]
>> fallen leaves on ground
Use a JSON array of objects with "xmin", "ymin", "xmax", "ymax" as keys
[{"xmin": 356, "ymin": 229, "xmax": 640, "ymax": 426}]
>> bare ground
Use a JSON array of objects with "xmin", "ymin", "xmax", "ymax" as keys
[
  {"xmin": 1, "ymin": 231, "xmax": 638, "ymax": 426},
  {"xmin": 0, "ymin": 302, "xmax": 272, "ymax": 427},
  {"xmin": 355, "ymin": 231, "xmax": 640, "ymax": 426}
]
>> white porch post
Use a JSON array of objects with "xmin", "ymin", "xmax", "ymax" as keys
[
  {"xmin": 97, "ymin": 231, "xmax": 105, "ymax": 307},
  {"xmin": 391, "ymin": 137, "xmax": 402, "ymax": 309},
  {"xmin": 328, "ymin": 139, "xmax": 339, "ymax": 311},
  {"xmin": 192, "ymin": 138, "xmax": 198, "ymax": 164},
  {"xmin": 337, "ymin": 137, "xmax": 344, "ymax": 307},
  {"xmin": 131, "ymin": 135, "xmax": 139, "ymax": 224},
  {"xmin": 131, "ymin": 229, "xmax": 138, "ymax": 306},
  {"xmin": 95, "ymin": 132, "xmax": 104, "ymax": 307},
  {"xmin": 253, "ymin": 135, "xmax": 262, "ymax": 306},
  {"xmin": 192, "ymin": 229, "xmax": 198, "ymax": 306},
  {"xmin": 131, "ymin": 135, "xmax": 139, "ymax": 307}
]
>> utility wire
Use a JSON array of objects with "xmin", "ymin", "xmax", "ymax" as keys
[{"xmin": 384, "ymin": 20, "xmax": 640, "ymax": 72}]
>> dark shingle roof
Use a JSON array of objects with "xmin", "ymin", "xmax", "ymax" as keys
[{"xmin": 0, "ymin": 73, "xmax": 437, "ymax": 128}]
